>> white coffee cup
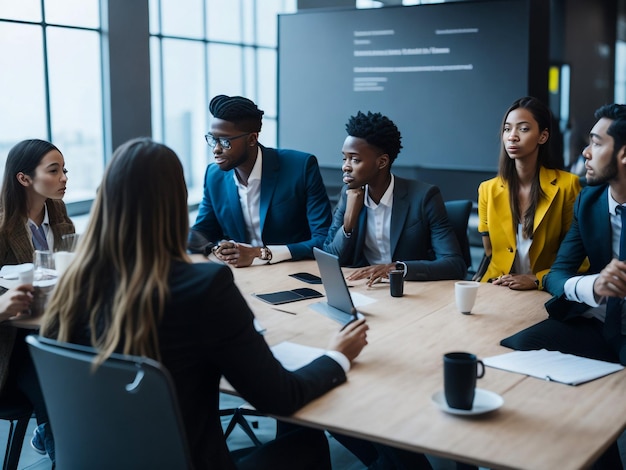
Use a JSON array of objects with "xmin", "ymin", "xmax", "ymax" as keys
[
  {"xmin": 17, "ymin": 265, "xmax": 34, "ymax": 284},
  {"xmin": 455, "ymin": 281, "xmax": 480, "ymax": 314},
  {"xmin": 54, "ymin": 251, "xmax": 76, "ymax": 275}
]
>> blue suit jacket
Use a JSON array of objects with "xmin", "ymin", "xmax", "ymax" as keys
[
  {"xmin": 323, "ymin": 176, "xmax": 466, "ymax": 281},
  {"xmin": 543, "ymin": 184, "xmax": 608, "ymax": 320},
  {"xmin": 191, "ymin": 145, "xmax": 332, "ymax": 260}
]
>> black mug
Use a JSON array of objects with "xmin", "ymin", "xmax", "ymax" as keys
[
  {"xmin": 389, "ymin": 269, "xmax": 404, "ymax": 297},
  {"xmin": 443, "ymin": 352, "xmax": 485, "ymax": 410}
]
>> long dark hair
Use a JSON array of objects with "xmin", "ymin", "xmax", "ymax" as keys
[
  {"xmin": 497, "ymin": 97, "xmax": 553, "ymax": 238},
  {"xmin": 0, "ymin": 139, "xmax": 61, "ymax": 236}
]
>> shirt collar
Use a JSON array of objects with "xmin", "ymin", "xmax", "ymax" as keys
[
  {"xmin": 27, "ymin": 202, "xmax": 50, "ymax": 228},
  {"xmin": 364, "ymin": 174, "xmax": 395, "ymax": 209},
  {"xmin": 233, "ymin": 147, "xmax": 263, "ymax": 188},
  {"xmin": 608, "ymin": 189, "xmax": 624, "ymax": 216}
]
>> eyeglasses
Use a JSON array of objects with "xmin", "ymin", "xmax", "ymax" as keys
[{"xmin": 204, "ymin": 132, "xmax": 251, "ymax": 150}]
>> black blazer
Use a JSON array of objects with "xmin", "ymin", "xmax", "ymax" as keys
[
  {"xmin": 71, "ymin": 261, "xmax": 346, "ymax": 470},
  {"xmin": 323, "ymin": 176, "xmax": 466, "ymax": 281},
  {"xmin": 543, "ymin": 184, "xmax": 609, "ymax": 320}
]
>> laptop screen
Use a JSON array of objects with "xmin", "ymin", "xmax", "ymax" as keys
[{"xmin": 313, "ymin": 247, "xmax": 356, "ymax": 316}]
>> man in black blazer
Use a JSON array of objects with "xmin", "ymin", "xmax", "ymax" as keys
[
  {"xmin": 501, "ymin": 103, "xmax": 626, "ymax": 470},
  {"xmin": 323, "ymin": 111, "xmax": 466, "ymax": 284}
]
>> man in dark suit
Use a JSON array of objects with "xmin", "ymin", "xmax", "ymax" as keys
[
  {"xmin": 323, "ymin": 111, "xmax": 466, "ymax": 284},
  {"xmin": 501, "ymin": 104, "xmax": 626, "ymax": 470},
  {"xmin": 189, "ymin": 95, "xmax": 331, "ymax": 266}
]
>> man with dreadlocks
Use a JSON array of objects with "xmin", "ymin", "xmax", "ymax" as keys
[
  {"xmin": 324, "ymin": 111, "xmax": 466, "ymax": 285},
  {"xmin": 189, "ymin": 94, "xmax": 332, "ymax": 267}
]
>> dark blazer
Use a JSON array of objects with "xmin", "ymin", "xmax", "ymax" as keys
[
  {"xmin": 0, "ymin": 199, "xmax": 75, "ymax": 266},
  {"xmin": 0, "ymin": 199, "xmax": 74, "ymax": 392},
  {"xmin": 323, "ymin": 176, "xmax": 466, "ymax": 281},
  {"xmin": 543, "ymin": 184, "xmax": 610, "ymax": 320},
  {"xmin": 69, "ymin": 261, "xmax": 346, "ymax": 470},
  {"xmin": 190, "ymin": 145, "xmax": 332, "ymax": 260}
]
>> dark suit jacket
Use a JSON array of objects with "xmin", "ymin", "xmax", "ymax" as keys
[
  {"xmin": 323, "ymin": 176, "xmax": 466, "ymax": 281},
  {"xmin": 190, "ymin": 145, "xmax": 332, "ymax": 260},
  {"xmin": 0, "ymin": 199, "xmax": 74, "ymax": 393},
  {"xmin": 0, "ymin": 199, "xmax": 75, "ymax": 266},
  {"xmin": 68, "ymin": 261, "xmax": 346, "ymax": 470},
  {"xmin": 543, "ymin": 184, "xmax": 610, "ymax": 320}
]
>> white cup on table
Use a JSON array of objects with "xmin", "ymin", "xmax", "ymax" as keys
[{"xmin": 455, "ymin": 281, "xmax": 480, "ymax": 314}]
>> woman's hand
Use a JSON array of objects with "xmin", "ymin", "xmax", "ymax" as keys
[
  {"xmin": 327, "ymin": 318, "xmax": 369, "ymax": 363},
  {"xmin": 492, "ymin": 274, "xmax": 538, "ymax": 290},
  {"xmin": 0, "ymin": 284, "xmax": 34, "ymax": 322}
]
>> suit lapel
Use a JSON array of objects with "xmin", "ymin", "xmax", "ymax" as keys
[
  {"xmin": 592, "ymin": 187, "xmax": 612, "ymax": 264},
  {"xmin": 390, "ymin": 178, "xmax": 409, "ymax": 254},
  {"xmin": 533, "ymin": 167, "xmax": 559, "ymax": 232},
  {"xmin": 493, "ymin": 180, "xmax": 516, "ymax": 249},
  {"xmin": 259, "ymin": 146, "xmax": 279, "ymax": 236},
  {"xmin": 224, "ymin": 172, "xmax": 247, "ymax": 241}
]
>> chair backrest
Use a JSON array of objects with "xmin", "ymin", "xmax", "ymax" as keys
[
  {"xmin": 26, "ymin": 335, "xmax": 192, "ymax": 470},
  {"xmin": 444, "ymin": 200, "xmax": 473, "ymax": 269}
]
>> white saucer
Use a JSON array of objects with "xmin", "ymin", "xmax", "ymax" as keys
[{"xmin": 431, "ymin": 388, "xmax": 503, "ymax": 416}]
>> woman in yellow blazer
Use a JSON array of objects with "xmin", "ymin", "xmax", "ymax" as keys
[{"xmin": 477, "ymin": 97, "xmax": 582, "ymax": 290}]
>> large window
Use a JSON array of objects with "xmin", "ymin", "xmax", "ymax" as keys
[
  {"xmin": 149, "ymin": 0, "xmax": 295, "ymax": 202},
  {"xmin": 0, "ymin": 0, "xmax": 105, "ymax": 205}
]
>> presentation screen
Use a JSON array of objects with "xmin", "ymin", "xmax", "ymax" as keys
[{"xmin": 278, "ymin": 0, "xmax": 535, "ymax": 172}]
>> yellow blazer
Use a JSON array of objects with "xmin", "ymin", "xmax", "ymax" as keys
[{"xmin": 477, "ymin": 167, "xmax": 582, "ymax": 288}]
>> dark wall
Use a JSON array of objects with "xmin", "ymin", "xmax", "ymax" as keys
[
  {"xmin": 560, "ymin": 0, "xmax": 617, "ymax": 163},
  {"xmin": 107, "ymin": 0, "xmax": 152, "ymax": 152},
  {"xmin": 303, "ymin": 0, "xmax": 620, "ymax": 203}
]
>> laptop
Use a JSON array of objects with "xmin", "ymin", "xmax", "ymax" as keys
[{"xmin": 311, "ymin": 247, "xmax": 363, "ymax": 326}]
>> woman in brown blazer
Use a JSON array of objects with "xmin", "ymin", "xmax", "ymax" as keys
[{"xmin": 0, "ymin": 139, "xmax": 75, "ymax": 465}]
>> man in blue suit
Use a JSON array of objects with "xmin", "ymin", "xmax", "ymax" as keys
[
  {"xmin": 501, "ymin": 104, "xmax": 626, "ymax": 469},
  {"xmin": 323, "ymin": 111, "xmax": 466, "ymax": 284},
  {"xmin": 189, "ymin": 95, "xmax": 331, "ymax": 267}
]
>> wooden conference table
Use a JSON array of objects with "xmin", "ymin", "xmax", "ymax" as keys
[{"xmin": 225, "ymin": 260, "xmax": 626, "ymax": 470}]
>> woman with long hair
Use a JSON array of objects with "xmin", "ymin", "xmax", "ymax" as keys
[
  {"xmin": 40, "ymin": 137, "xmax": 368, "ymax": 470},
  {"xmin": 0, "ymin": 138, "xmax": 74, "ymax": 464},
  {"xmin": 477, "ymin": 96, "xmax": 582, "ymax": 290}
]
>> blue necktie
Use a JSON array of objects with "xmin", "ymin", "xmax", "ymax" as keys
[
  {"xmin": 30, "ymin": 224, "xmax": 49, "ymax": 251},
  {"xmin": 605, "ymin": 206, "xmax": 626, "ymax": 353}
]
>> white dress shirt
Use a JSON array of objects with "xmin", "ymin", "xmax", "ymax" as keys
[
  {"xmin": 362, "ymin": 174, "xmax": 394, "ymax": 265},
  {"xmin": 232, "ymin": 147, "xmax": 291, "ymax": 264},
  {"xmin": 27, "ymin": 203, "xmax": 54, "ymax": 251}
]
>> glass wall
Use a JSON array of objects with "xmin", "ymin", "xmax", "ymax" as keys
[
  {"xmin": 0, "ymin": 0, "xmax": 104, "ymax": 204},
  {"xmin": 149, "ymin": 0, "xmax": 296, "ymax": 202}
]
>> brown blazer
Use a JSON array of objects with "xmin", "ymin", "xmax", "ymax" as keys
[{"xmin": 0, "ymin": 199, "xmax": 74, "ymax": 392}]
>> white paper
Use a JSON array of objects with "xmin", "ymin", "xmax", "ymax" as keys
[
  {"xmin": 350, "ymin": 291, "xmax": 377, "ymax": 307},
  {"xmin": 484, "ymin": 349, "xmax": 624, "ymax": 385},
  {"xmin": 270, "ymin": 341, "xmax": 325, "ymax": 371}
]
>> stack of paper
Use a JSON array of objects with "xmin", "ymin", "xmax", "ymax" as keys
[{"xmin": 483, "ymin": 349, "xmax": 624, "ymax": 385}]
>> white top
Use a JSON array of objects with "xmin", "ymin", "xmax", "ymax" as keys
[{"xmin": 513, "ymin": 223, "xmax": 532, "ymax": 274}]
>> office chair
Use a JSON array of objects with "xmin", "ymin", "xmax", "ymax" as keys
[
  {"xmin": 0, "ymin": 393, "xmax": 32, "ymax": 470},
  {"xmin": 444, "ymin": 200, "xmax": 473, "ymax": 274},
  {"xmin": 26, "ymin": 335, "xmax": 192, "ymax": 470}
]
